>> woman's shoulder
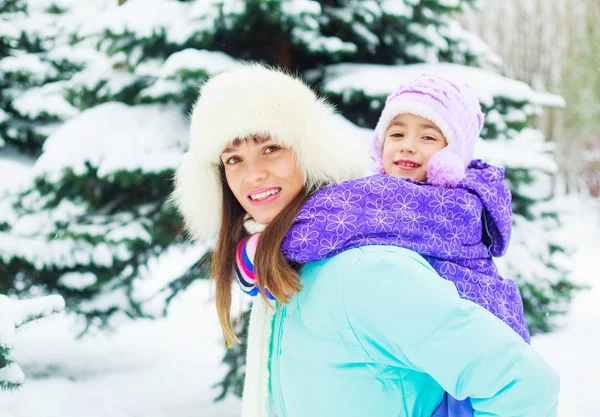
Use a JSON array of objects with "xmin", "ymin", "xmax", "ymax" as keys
[
  {"xmin": 316, "ymin": 246, "xmax": 460, "ymax": 317},
  {"xmin": 302, "ymin": 245, "xmax": 442, "ymax": 301},
  {"xmin": 326, "ymin": 245, "xmax": 436, "ymax": 273},
  {"xmin": 298, "ymin": 246, "xmax": 450, "ymax": 341}
]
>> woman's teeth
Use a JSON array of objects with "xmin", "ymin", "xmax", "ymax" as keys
[{"xmin": 250, "ymin": 189, "xmax": 280, "ymax": 201}]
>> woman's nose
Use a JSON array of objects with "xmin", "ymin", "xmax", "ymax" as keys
[{"xmin": 245, "ymin": 160, "xmax": 268, "ymax": 184}]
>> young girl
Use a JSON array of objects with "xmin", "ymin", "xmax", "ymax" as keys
[{"xmin": 239, "ymin": 75, "xmax": 531, "ymax": 344}]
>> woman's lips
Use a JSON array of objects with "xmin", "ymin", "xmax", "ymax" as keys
[{"xmin": 247, "ymin": 187, "xmax": 282, "ymax": 206}]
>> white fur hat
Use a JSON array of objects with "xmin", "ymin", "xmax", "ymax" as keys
[{"xmin": 172, "ymin": 64, "xmax": 371, "ymax": 240}]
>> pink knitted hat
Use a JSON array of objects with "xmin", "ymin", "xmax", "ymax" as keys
[{"xmin": 373, "ymin": 75, "xmax": 485, "ymax": 186}]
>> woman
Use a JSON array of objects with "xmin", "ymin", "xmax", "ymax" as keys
[{"xmin": 173, "ymin": 64, "xmax": 559, "ymax": 417}]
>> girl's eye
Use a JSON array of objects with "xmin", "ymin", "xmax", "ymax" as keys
[
  {"xmin": 389, "ymin": 132, "xmax": 404, "ymax": 138},
  {"xmin": 423, "ymin": 136, "xmax": 437, "ymax": 141},
  {"xmin": 264, "ymin": 145, "xmax": 281, "ymax": 154}
]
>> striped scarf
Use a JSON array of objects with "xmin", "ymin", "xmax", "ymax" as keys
[{"xmin": 235, "ymin": 233, "xmax": 274, "ymax": 300}]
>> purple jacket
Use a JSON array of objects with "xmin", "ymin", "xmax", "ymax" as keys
[{"xmin": 282, "ymin": 160, "xmax": 530, "ymax": 343}]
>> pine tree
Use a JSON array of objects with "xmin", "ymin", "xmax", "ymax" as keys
[
  {"xmin": 0, "ymin": 0, "xmax": 234, "ymax": 326},
  {"xmin": 0, "ymin": 293, "xmax": 65, "ymax": 391},
  {"xmin": 0, "ymin": 0, "xmax": 83, "ymax": 154},
  {"xmin": 0, "ymin": 0, "xmax": 576, "ymax": 402}
]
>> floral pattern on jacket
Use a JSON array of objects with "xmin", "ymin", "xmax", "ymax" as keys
[{"xmin": 282, "ymin": 160, "xmax": 530, "ymax": 342}]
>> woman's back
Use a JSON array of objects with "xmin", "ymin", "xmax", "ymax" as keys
[{"xmin": 270, "ymin": 246, "xmax": 558, "ymax": 417}]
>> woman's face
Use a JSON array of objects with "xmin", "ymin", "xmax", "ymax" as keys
[{"xmin": 221, "ymin": 136, "xmax": 304, "ymax": 225}]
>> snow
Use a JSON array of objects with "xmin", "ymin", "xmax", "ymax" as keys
[
  {"xmin": 159, "ymin": 49, "xmax": 240, "ymax": 79},
  {"xmin": 281, "ymin": 0, "xmax": 321, "ymax": 16},
  {"xmin": 139, "ymin": 79, "xmax": 183, "ymax": 100},
  {"xmin": 130, "ymin": 241, "xmax": 214, "ymax": 313},
  {"xmin": 82, "ymin": 0, "xmax": 196, "ymax": 44},
  {"xmin": 352, "ymin": 23, "xmax": 380, "ymax": 51},
  {"xmin": 475, "ymin": 128, "xmax": 558, "ymax": 172},
  {"xmin": 221, "ymin": 0, "xmax": 246, "ymax": 16},
  {"xmin": 381, "ymin": 0, "xmax": 413, "ymax": 18},
  {"xmin": 0, "ymin": 363, "xmax": 25, "ymax": 389},
  {"xmin": 188, "ymin": 0, "xmax": 223, "ymax": 24},
  {"xmin": 291, "ymin": 28, "xmax": 357, "ymax": 54},
  {"xmin": 0, "ymin": 281, "xmax": 241, "ymax": 417},
  {"xmin": 104, "ymin": 221, "xmax": 152, "ymax": 244},
  {"xmin": 0, "ymin": 54, "xmax": 57, "ymax": 84},
  {"xmin": 408, "ymin": 23, "xmax": 449, "ymax": 51},
  {"xmin": 532, "ymin": 198, "xmax": 600, "ymax": 416},
  {"xmin": 323, "ymin": 62, "xmax": 565, "ymax": 109},
  {"xmin": 33, "ymin": 102, "xmax": 189, "ymax": 182},
  {"xmin": 0, "ymin": 294, "xmax": 65, "ymax": 348},
  {"xmin": 0, "ymin": 233, "xmax": 130, "ymax": 270},
  {"xmin": 438, "ymin": 0, "xmax": 461, "ymax": 7},
  {"xmin": 95, "ymin": 72, "xmax": 140, "ymax": 98},
  {"xmin": 0, "ymin": 14, "xmax": 60, "ymax": 50},
  {"xmin": 438, "ymin": 17, "xmax": 501, "ymax": 66},
  {"xmin": 405, "ymin": 43, "xmax": 440, "ymax": 63},
  {"xmin": 57, "ymin": 272, "xmax": 98, "ymax": 291},
  {"xmin": 12, "ymin": 83, "xmax": 79, "ymax": 120},
  {"xmin": 0, "ymin": 149, "xmax": 36, "ymax": 194}
]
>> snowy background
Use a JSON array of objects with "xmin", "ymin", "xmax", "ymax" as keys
[{"xmin": 1, "ymin": 0, "xmax": 599, "ymax": 415}]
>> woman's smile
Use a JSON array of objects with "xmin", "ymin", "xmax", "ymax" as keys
[{"xmin": 248, "ymin": 187, "xmax": 282, "ymax": 205}]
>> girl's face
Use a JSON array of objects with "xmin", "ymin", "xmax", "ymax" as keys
[
  {"xmin": 221, "ymin": 136, "xmax": 304, "ymax": 225},
  {"xmin": 382, "ymin": 113, "xmax": 448, "ymax": 182}
]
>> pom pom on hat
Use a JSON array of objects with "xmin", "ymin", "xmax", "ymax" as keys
[{"xmin": 427, "ymin": 147, "xmax": 466, "ymax": 187}]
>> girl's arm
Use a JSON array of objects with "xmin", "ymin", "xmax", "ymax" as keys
[{"xmin": 342, "ymin": 247, "xmax": 559, "ymax": 417}]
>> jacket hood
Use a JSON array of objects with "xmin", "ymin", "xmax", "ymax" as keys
[{"xmin": 459, "ymin": 160, "xmax": 512, "ymax": 257}]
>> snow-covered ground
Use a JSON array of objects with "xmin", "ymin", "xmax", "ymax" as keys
[
  {"xmin": 0, "ymin": 280, "xmax": 242, "ymax": 417},
  {"xmin": 0, "ymin": 197, "xmax": 598, "ymax": 416},
  {"xmin": 532, "ymin": 197, "xmax": 600, "ymax": 416}
]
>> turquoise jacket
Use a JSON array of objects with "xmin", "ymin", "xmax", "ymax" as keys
[{"xmin": 269, "ymin": 246, "xmax": 559, "ymax": 417}]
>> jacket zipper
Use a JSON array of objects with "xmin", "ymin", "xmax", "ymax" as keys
[{"xmin": 273, "ymin": 304, "xmax": 288, "ymax": 417}]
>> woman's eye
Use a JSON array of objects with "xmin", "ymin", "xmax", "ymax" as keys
[
  {"xmin": 226, "ymin": 156, "xmax": 241, "ymax": 164},
  {"xmin": 264, "ymin": 145, "xmax": 281, "ymax": 154}
]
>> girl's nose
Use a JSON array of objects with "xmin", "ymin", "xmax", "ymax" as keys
[{"xmin": 399, "ymin": 137, "xmax": 417, "ymax": 153}]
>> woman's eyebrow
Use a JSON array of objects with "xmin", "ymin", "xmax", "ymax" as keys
[
  {"xmin": 221, "ymin": 145, "xmax": 237, "ymax": 154},
  {"xmin": 222, "ymin": 136, "xmax": 272, "ymax": 154}
]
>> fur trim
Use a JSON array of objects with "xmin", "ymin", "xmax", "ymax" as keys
[
  {"xmin": 171, "ymin": 152, "xmax": 222, "ymax": 240},
  {"xmin": 371, "ymin": 131, "xmax": 386, "ymax": 174},
  {"xmin": 242, "ymin": 299, "xmax": 275, "ymax": 417},
  {"xmin": 173, "ymin": 64, "xmax": 371, "ymax": 240},
  {"xmin": 375, "ymin": 100, "xmax": 456, "ymax": 153},
  {"xmin": 427, "ymin": 147, "xmax": 466, "ymax": 187}
]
